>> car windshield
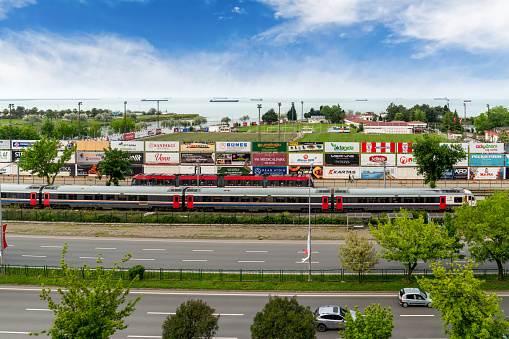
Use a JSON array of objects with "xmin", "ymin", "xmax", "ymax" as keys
[
  {"xmin": 420, "ymin": 292, "xmax": 427, "ymax": 299},
  {"xmin": 339, "ymin": 308, "xmax": 346, "ymax": 317}
]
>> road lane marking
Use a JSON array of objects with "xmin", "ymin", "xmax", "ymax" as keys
[
  {"xmin": 183, "ymin": 259, "xmax": 208, "ymax": 262},
  {"xmin": 40, "ymin": 245, "xmax": 62, "ymax": 248},
  {"xmin": 95, "ymin": 247, "xmax": 116, "ymax": 250},
  {"xmin": 26, "ymin": 308, "xmax": 51, "ymax": 312},
  {"xmin": 193, "ymin": 249, "xmax": 213, "ymax": 252},
  {"xmin": 238, "ymin": 261, "xmax": 265, "ymax": 263},
  {"xmin": 0, "ymin": 331, "xmax": 30, "ymax": 334},
  {"xmin": 143, "ymin": 248, "xmax": 166, "ymax": 251},
  {"xmin": 22, "ymin": 255, "xmax": 46, "ymax": 258},
  {"xmin": 295, "ymin": 261, "xmax": 319, "ymax": 264},
  {"xmin": 131, "ymin": 258, "xmax": 156, "ymax": 261},
  {"xmin": 128, "ymin": 336, "xmax": 236, "ymax": 339},
  {"xmin": 148, "ymin": 312, "xmax": 243, "ymax": 316},
  {"xmin": 79, "ymin": 257, "xmax": 103, "ymax": 260},
  {"xmin": 246, "ymin": 250, "xmax": 268, "ymax": 253},
  {"xmin": 400, "ymin": 314, "xmax": 434, "ymax": 317}
]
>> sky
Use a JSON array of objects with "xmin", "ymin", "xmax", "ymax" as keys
[{"xmin": 0, "ymin": 0, "xmax": 508, "ymax": 99}]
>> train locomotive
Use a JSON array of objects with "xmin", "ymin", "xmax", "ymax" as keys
[{"xmin": 0, "ymin": 184, "xmax": 476, "ymax": 212}]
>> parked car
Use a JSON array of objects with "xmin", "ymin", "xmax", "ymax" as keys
[
  {"xmin": 314, "ymin": 305, "xmax": 356, "ymax": 332},
  {"xmin": 398, "ymin": 288, "xmax": 432, "ymax": 308}
]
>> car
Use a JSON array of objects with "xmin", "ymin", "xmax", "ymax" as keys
[
  {"xmin": 398, "ymin": 288, "xmax": 432, "ymax": 308},
  {"xmin": 314, "ymin": 305, "xmax": 356, "ymax": 332}
]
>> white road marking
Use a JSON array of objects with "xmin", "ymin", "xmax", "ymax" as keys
[
  {"xmin": 143, "ymin": 248, "xmax": 166, "ymax": 251},
  {"xmin": 40, "ymin": 245, "xmax": 62, "ymax": 248},
  {"xmin": 246, "ymin": 250, "xmax": 268, "ymax": 253},
  {"xmin": 193, "ymin": 249, "xmax": 213, "ymax": 252},
  {"xmin": 298, "ymin": 251, "xmax": 319, "ymax": 254},
  {"xmin": 22, "ymin": 255, "xmax": 46, "ymax": 258},
  {"xmin": 183, "ymin": 259, "xmax": 208, "ymax": 262},
  {"xmin": 148, "ymin": 312, "xmax": 243, "ymax": 316},
  {"xmin": 131, "ymin": 258, "xmax": 155, "ymax": 261},
  {"xmin": 79, "ymin": 257, "xmax": 103, "ymax": 260},
  {"xmin": 295, "ymin": 261, "xmax": 319, "ymax": 264},
  {"xmin": 0, "ymin": 331, "xmax": 30, "ymax": 334},
  {"xmin": 400, "ymin": 314, "xmax": 434, "ymax": 317},
  {"xmin": 26, "ymin": 308, "xmax": 51, "ymax": 312},
  {"xmin": 95, "ymin": 247, "xmax": 116, "ymax": 250},
  {"xmin": 238, "ymin": 261, "xmax": 265, "ymax": 263}
]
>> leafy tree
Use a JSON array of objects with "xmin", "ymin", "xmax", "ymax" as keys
[
  {"xmin": 239, "ymin": 115, "xmax": 250, "ymax": 122},
  {"xmin": 338, "ymin": 231, "xmax": 379, "ymax": 282},
  {"xmin": 23, "ymin": 114, "xmax": 43, "ymax": 125},
  {"xmin": 162, "ymin": 299, "xmax": 219, "ymax": 339},
  {"xmin": 370, "ymin": 211, "xmax": 456, "ymax": 282},
  {"xmin": 287, "ymin": 104, "xmax": 297, "ymax": 121},
  {"xmin": 40, "ymin": 120, "xmax": 55, "ymax": 138},
  {"xmin": 221, "ymin": 116, "xmax": 231, "ymax": 126},
  {"xmin": 262, "ymin": 108, "xmax": 278, "ymax": 123},
  {"xmin": 497, "ymin": 129, "xmax": 509, "ymax": 143},
  {"xmin": 192, "ymin": 116, "xmax": 208, "ymax": 128},
  {"xmin": 89, "ymin": 122, "xmax": 102, "ymax": 138},
  {"xmin": 412, "ymin": 108, "xmax": 427, "ymax": 122},
  {"xmin": 109, "ymin": 117, "xmax": 135, "ymax": 133},
  {"xmin": 251, "ymin": 295, "xmax": 316, "ymax": 339},
  {"xmin": 31, "ymin": 244, "xmax": 141, "ymax": 338},
  {"xmin": 474, "ymin": 112, "xmax": 489, "ymax": 133},
  {"xmin": 419, "ymin": 260, "xmax": 509, "ymax": 338},
  {"xmin": 96, "ymin": 147, "xmax": 134, "ymax": 186},
  {"xmin": 342, "ymin": 303, "xmax": 394, "ymax": 339},
  {"xmin": 412, "ymin": 134, "xmax": 466, "ymax": 187},
  {"xmin": 53, "ymin": 121, "xmax": 76, "ymax": 139},
  {"xmin": 454, "ymin": 190, "xmax": 509, "ymax": 280},
  {"xmin": 19, "ymin": 136, "xmax": 75, "ymax": 185}
]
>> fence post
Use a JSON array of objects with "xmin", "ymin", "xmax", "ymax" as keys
[{"xmin": 240, "ymin": 269, "xmax": 242, "ymax": 282}]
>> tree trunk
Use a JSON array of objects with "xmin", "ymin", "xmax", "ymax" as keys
[
  {"xmin": 496, "ymin": 259, "xmax": 504, "ymax": 281},
  {"xmin": 405, "ymin": 262, "xmax": 417, "ymax": 282}
]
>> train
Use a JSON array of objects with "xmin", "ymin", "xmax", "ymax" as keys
[{"xmin": 0, "ymin": 184, "xmax": 476, "ymax": 212}]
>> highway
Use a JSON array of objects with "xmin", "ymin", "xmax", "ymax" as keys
[{"xmin": 4, "ymin": 287, "xmax": 508, "ymax": 339}]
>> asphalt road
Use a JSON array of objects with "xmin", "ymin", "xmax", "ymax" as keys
[{"xmin": 5, "ymin": 287, "xmax": 507, "ymax": 339}]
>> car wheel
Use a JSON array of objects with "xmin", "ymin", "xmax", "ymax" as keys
[
  {"xmin": 318, "ymin": 324, "xmax": 327, "ymax": 332},
  {"xmin": 402, "ymin": 302, "xmax": 408, "ymax": 308},
  {"xmin": 427, "ymin": 303, "xmax": 432, "ymax": 308}
]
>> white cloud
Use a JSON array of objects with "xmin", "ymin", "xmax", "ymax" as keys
[{"xmin": 0, "ymin": 0, "xmax": 36, "ymax": 19}]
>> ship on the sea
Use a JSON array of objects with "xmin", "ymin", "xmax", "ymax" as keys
[
  {"xmin": 434, "ymin": 97, "xmax": 449, "ymax": 101},
  {"xmin": 250, "ymin": 98, "xmax": 263, "ymax": 101},
  {"xmin": 210, "ymin": 97, "xmax": 239, "ymax": 102},
  {"xmin": 355, "ymin": 99, "xmax": 368, "ymax": 101}
]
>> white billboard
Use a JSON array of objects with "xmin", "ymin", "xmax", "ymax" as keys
[
  {"xmin": 145, "ymin": 152, "xmax": 179, "ymax": 165},
  {"xmin": 288, "ymin": 153, "xmax": 324, "ymax": 166},
  {"xmin": 469, "ymin": 143, "xmax": 504, "ymax": 154},
  {"xmin": 360, "ymin": 154, "xmax": 396, "ymax": 166},
  {"xmin": 216, "ymin": 142, "xmax": 251, "ymax": 152},
  {"xmin": 110, "ymin": 141, "xmax": 144, "ymax": 152},
  {"xmin": 469, "ymin": 167, "xmax": 504, "ymax": 180},
  {"xmin": 11, "ymin": 140, "xmax": 36, "ymax": 149},
  {"xmin": 145, "ymin": 141, "xmax": 179, "ymax": 152},
  {"xmin": 142, "ymin": 165, "xmax": 180, "ymax": 174},
  {"xmin": 440, "ymin": 143, "xmax": 469, "ymax": 153},
  {"xmin": 397, "ymin": 154, "xmax": 417, "ymax": 167},
  {"xmin": 0, "ymin": 150, "xmax": 11, "ymax": 162},
  {"xmin": 397, "ymin": 167, "xmax": 424, "ymax": 179},
  {"xmin": 323, "ymin": 166, "xmax": 360, "ymax": 179},
  {"xmin": 325, "ymin": 142, "xmax": 359, "ymax": 153},
  {"xmin": 0, "ymin": 140, "xmax": 10, "ymax": 150}
]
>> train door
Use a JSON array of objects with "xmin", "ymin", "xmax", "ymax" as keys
[
  {"xmin": 187, "ymin": 195, "xmax": 194, "ymax": 209},
  {"xmin": 439, "ymin": 196, "xmax": 446, "ymax": 210},
  {"xmin": 336, "ymin": 196, "xmax": 343, "ymax": 211},
  {"xmin": 322, "ymin": 196, "xmax": 329, "ymax": 210},
  {"xmin": 173, "ymin": 195, "xmax": 180, "ymax": 209},
  {"xmin": 30, "ymin": 192, "xmax": 38, "ymax": 206},
  {"xmin": 43, "ymin": 193, "xmax": 50, "ymax": 207}
]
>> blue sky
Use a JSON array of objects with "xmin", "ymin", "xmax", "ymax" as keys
[{"xmin": 0, "ymin": 0, "xmax": 508, "ymax": 98}]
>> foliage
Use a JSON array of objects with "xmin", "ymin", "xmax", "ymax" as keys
[
  {"xmin": 31, "ymin": 244, "xmax": 141, "ymax": 338},
  {"xmin": 192, "ymin": 116, "xmax": 208, "ymax": 127},
  {"xmin": 239, "ymin": 115, "xmax": 250, "ymax": 122},
  {"xmin": 0, "ymin": 124, "xmax": 40, "ymax": 139},
  {"xmin": 53, "ymin": 121, "xmax": 76, "ymax": 139},
  {"xmin": 19, "ymin": 136, "xmax": 76, "ymax": 185},
  {"xmin": 262, "ymin": 108, "xmax": 278, "ymax": 123},
  {"xmin": 412, "ymin": 134, "xmax": 466, "ymax": 187},
  {"xmin": 89, "ymin": 122, "xmax": 102, "ymax": 138},
  {"xmin": 128, "ymin": 265, "xmax": 145, "ymax": 280},
  {"xmin": 251, "ymin": 295, "xmax": 316, "ymax": 339},
  {"xmin": 23, "ymin": 114, "xmax": 43, "ymax": 125},
  {"xmin": 39, "ymin": 120, "xmax": 55, "ymax": 137},
  {"xmin": 474, "ymin": 106, "xmax": 509, "ymax": 132},
  {"xmin": 287, "ymin": 104, "xmax": 297, "ymax": 121},
  {"xmin": 497, "ymin": 129, "xmax": 509, "ymax": 143},
  {"xmin": 320, "ymin": 105, "xmax": 345, "ymax": 123},
  {"xmin": 338, "ymin": 231, "xmax": 379, "ymax": 282},
  {"xmin": 419, "ymin": 260, "xmax": 509, "ymax": 339},
  {"xmin": 162, "ymin": 299, "xmax": 219, "ymax": 339},
  {"xmin": 342, "ymin": 303, "xmax": 394, "ymax": 339},
  {"xmin": 221, "ymin": 116, "xmax": 231, "ymax": 125},
  {"xmin": 109, "ymin": 117, "xmax": 135, "ymax": 133},
  {"xmin": 454, "ymin": 190, "xmax": 509, "ymax": 280},
  {"xmin": 370, "ymin": 210, "xmax": 456, "ymax": 282},
  {"xmin": 96, "ymin": 147, "xmax": 134, "ymax": 186}
]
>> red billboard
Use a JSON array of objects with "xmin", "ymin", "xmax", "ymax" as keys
[{"xmin": 252, "ymin": 153, "xmax": 287, "ymax": 166}]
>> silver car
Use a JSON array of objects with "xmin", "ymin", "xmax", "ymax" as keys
[
  {"xmin": 399, "ymin": 288, "xmax": 432, "ymax": 308},
  {"xmin": 314, "ymin": 305, "xmax": 356, "ymax": 332}
]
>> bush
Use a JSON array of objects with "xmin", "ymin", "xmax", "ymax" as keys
[
  {"xmin": 128, "ymin": 265, "xmax": 145, "ymax": 280},
  {"xmin": 97, "ymin": 214, "xmax": 122, "ymax": 223},
  {"xmin": 162, "ymin": 299, "xmax": 219, "ymax": 339}
]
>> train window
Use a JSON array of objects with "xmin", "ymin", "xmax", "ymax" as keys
[
  {"xmin": 267, "ymin": 181, "xmax": 277, "ymax": 187},
  {"xmin": 139, "ymin": 195, "xmax": 148, "ymax": 201},
  {"xmin": 253, "ymin": 196, "xmax": 263, "ymax": 203},
  {"xmin": 298, "ymin": 197, "xmax": 308, "ymax": 203},
  {"xmin": 68, "ymin": 194, "xmax": 77, "ymax": 200},
  {"xmin": 404, "ymin": 197, "xmax": 413, "ymax": 203},
  {"xmin": 369, "ymin": 197, "xmax": 378, "ymax": 203},
  {"xmin": 128, "ymin": 195, "xmax": 137, "ymax": 201},
  {"xmin": 380, "ymin": 197, "xmax": 389, "ymax": 203},
  {"xmin": 241, "ymin": 196, "xmax": 250, "ymax": 202},
  {"xmin": 58, "ymin": 194, "xmax": 67, "ymax": 200},
  {"xmin": 287, "ymin": 197, "xmax": 296, "ymax": 203},
  {"xmin": 0, "ymin": 192, "xmax": 5, "ymax": 198},
  {"xmin": 118, "ymin": 195, "xmax": 126, "ymax": 201},
  {"xmin": 266, "ymin": 196, "xmax": 274, "ymax": 203},
  {"xmin": 276, "ymin": 197, "xmax": 285, "ymax": 202},
  {"xmin": 213, "ymin": 196, "xmax": 222, "ymax": 202},
  {"xmin": 454, "ymin": 197, "xmax": 462, "ymax": 203},
  {"xmin": 344, "ymin": 197, "xmax": 356, "ymax": 203},
  {"xmin": 105, "ymin": 195, "xmax": 115, "ymax": 200},
  {"xmin": 95, "ymin": 194, "xmax": 103, "ymax": 200},
  {"xmin": 84, "ymin": 194, "xmax": 93, "ymax": 200},
  {"xmin": 358, "ymin": 197, "xmax": 367, "ymax": 203},
  {"xmin": 202, "ymin": 196, "xmax": 212, "ymax": 202},
  {"xmin": 392, "ymin": 197, "xmax": 400, "ymax": 203},
  {"xmin": 296, "ymin": 181, "xmax": 303, "ymax": 187},
  {"xmin": 415, "ymin": 197, "xmax": 424, "ymax": 203},
  {"xmin": 229, "ymin": 197, "xmax": 238, "ymax": 202}
]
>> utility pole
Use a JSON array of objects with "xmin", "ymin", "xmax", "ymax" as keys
[
  {"xmin": 257, "ymin": 104, "xmax": 262, "ymax": 142},
  {"xmin": 8, "ymin": 104, "xmax": 13, "ymax": 151},
  {"xmin": 78, "ymin": 102, "xmax": 82, "ymax": 140},
  {"xmin": 278, "ymin": 102, "xmax": 281, "ymax": 142},
  {"xmin": 124, "ymin": 101, "xmax": 127, "ymax": 136},
  {"xmin": 487, "ymin": 104, "xmax": 490, "ymax": 132}
]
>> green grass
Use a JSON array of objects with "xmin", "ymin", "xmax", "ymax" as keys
[{"xmin": 147, "ymin": 131, "xmax": 293, "ymax": 142}]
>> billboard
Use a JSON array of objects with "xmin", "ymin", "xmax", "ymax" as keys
[
  {"xmin": 288, "ymin": 165, "xmax": 323, "ymax": 179},
  {"xmin": 0, "ymin": 140, "xmax": 10, "ymax": 150},
  {"xmin": 181, "ymin": 141, "xmax": 215, "ymax": 152},
  {"xmin": 57, "ymin": 140, "xmax": 75, "ymax": 151},
  {"xmin": 59, "ymin": 165, "xmax": 76, "ymax": 177},
  {"xmin": 324, "ymin": 154, "xmax": 359, "ymax": 166},
  {"xmin": 360, "ymin": 167, "xmax": 397, "ymax": 180},
  {"xmin": 469, "ymin": 167, "xmax": 504, "ymax": 180},
  {"xmin": 216, "ymin": 142, "xmax": 251, "ymax": 152},
  {"xmin": 360, "ymin": 154, "xmax": 396, "ymax": 166},
  {"xmin": 11, "ymin": 140, "xmax": 36, "ymax": 149},
  {"xmin": 328, "ymin": 126, "xmax": 350, "ymax": 133},
  {"xmin": 323, "ymin": 166, "xmax": 361, "ymax": 179},
  {"xmin": 324, "ymin": 142, "xmax": 359, "ymax": 153},
  {"xmin": 181, "ymin": 153, "xmax": 215, "ymax": 165},
  {"xmin": 361, "ymin": 142, "xmax": 395, "ymax": 153},
  {"xmin": 216, "ymin": 153, "xmax": 251, "ymax": 166},
  {"xmin": 145, "ymin": 152, "xmax": 179, "ymax": 165},
  {"xmin": 110, "ymin": 141, "xmax": 144, "ymax": 152},
  {"xmin": 252, "ymin": 153, "xmax": 287, "ymax": 166},
  {"xmin": 128, "ymin": 152, "xmax": 144, "ymax": 165},
  {"xmin": 397, "ymin": 143, "xmax": 412, "ymax": 153},
  {"xmin": 77, "ymin": 164, "xmax": 100, "ymax": 176},
  {"xmin": 77, "ymin": 140, "xmax": 109, "ymax": 151},
  {"xmin": 0, "ymin": 151, "xmax": 10, "ymax": 162},
  {"xmin": 145, "ymin": 141, "xmax": 179, "ymax": 152},
  {"xmin": 469, "ymin": 154, "xmax": 504, "ymax": 167},
  {"xmin": 288, "ymin": 153, "xmax": 323, "ymax": 166},
  {"xmin": 77, "ymin": 151, "xmax": 104, "ymax": 164},
  {"xmin": 288, "ymin": 142, "xmax": 324, "ymax": 152},
  {"xmin": 397, "ymin": 167, "xmax": 424, "ymax": 180},
  {"xmin": 252, "ymin": 166, "xmax": 288, "ymax": 175},
  {"xmin": 469, "ymin": 143, "xmax": 504, "ymax": 154},
  {"xmin": 252, "ymin": 142, "xmax": 287, "ymax": 152},
  {"xmin": 440, "ymin": 142, "xmax": 469, "ymax": 153},
  {"xmin": 217, "ymin": 166, "xmax": 251, "ymax": 175},
  {"xmin": 397, "ymin": 154, "xmax": 417, "ymax": 167}
]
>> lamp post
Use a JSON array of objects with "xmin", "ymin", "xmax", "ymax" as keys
[
  {"xmin": 487, "ymin": 104, "xmax": 490, "ymax": 132},
  {"xmin": 196, "ymin": 160, "xmax": 201, "ymax": 187},
  {"xmin": 78, "ymin": 102, "xmax": 82, "ymax": 140},
  {"xmin": 8, "ymin": 104, "xmax": 13, "ymax": 151},
  {"xmin": 278, "ymin": 102, "xmax": 281, "ymax": 142},
  {"xmin": 124, "ymin": 101, "xmax": 127, "ymax": 136},
  {"xmin": 257, "ymin": 104, "xmax": 262, "ymax": 142},
  {"xmin": 291, "ymin": 102, "xmax": 295, "ymax": 137},
  {"xmin": 308, "ymin": 159, "xmax": 314, "ymax": 282},
  {"xmin": 301, "ymin": 101, "xmax": 304, "ymax": 133}
]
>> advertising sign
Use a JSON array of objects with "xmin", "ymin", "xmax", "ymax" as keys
[
  {"xmin": 328, "ymin": 126, "xmax": 350, "ymax": 133},
  {"xmin": 325, "ymin": 142, "xmax": 359, "ymax": 153},
  {"xmin": 123, "ymin": 132, "xmax": 136, "ymax": 140},
  {"xmin": 11, "ymin": 150, "xmax": 22, "ymax": 162},
  {"xmin": 0, "ymin": 151, "xmax": 10, "ymax": 162},
  {"xmin": 252, "ymin": 142, "xmax": 287, "ymax": 152},
  {"xmin": 323, "ymin": 166, "xmax": 361, "ymax": 179},
  {"xmin": 181, "ymin": 141, "xmax": 215, "ymax": 152},
  {"xmin": 110, "ymin": 141, "xmax": 144, "ymax": 152},
  {"xmin": 128, "ymin": 152, "xmax": 144, "ymax": 165},
  {"xmin": 288, "ymin": 165, "xmax": 323, "ymax": 179},
  {"xmin": 57, "ymin": 140, "xmax": 75, "ymax": 151},
  {"xmin": 59, "ymin": 165, "xmax": 76, "ymax": 177},
  {"xmin": 469, "ymin": 154, "xmax": 504, "ymax": 167},
  {"xmin": 469, "ymin": 167, "xmax": 504, "ymax": 180},
  {"xmin": 145, "ymin": 141, "xmax": 179, "ymax": 152},
  {"xmin": 77, "ymin": 151, "xmax": 104, "ymax": 164},
  {"xmin": 53, "ymin": 151, "xmax": 76, "ymax": 164},
  {"xmin": 324, "ymin": 154, "xmax": 359, "ymax": 166},
  {"xmin": 0, "ymin": 164, "xmax": 12, "ymax": 174},
  {"xmin": 253, "ymin": 166, "xmax": 288, "ymax": 175},
  {"xmin": 360, "ymin": 154, "xmax": 396, "ymax": 166},
  {"xmin": 361, "ymin": 142, "xmax": 396, "ymax": 153},
  {"xmin": 397, "ymin": 167, "xmax": 423, "ymax": 180},
  {"xmin": 469, "ymin": 143, "xmax": 504, "ymax": 154},
  {"xmin": 216, "ymin": 142, "xmax": 251, "ymax": 152},
  {"xmin": 360, "ymin": 167, "xmax": 397, "ymax": 180},
  {"xmin": 397, "ymin": 143, "xmax": 412, "ymax": 153},
  {"xmin": 217, "ymin": 166, "xmax": 251, "ymax": 175},
  {"xmin": 397, "ymin": 154, "xmax": 417, "ymax": 167},
  {"xmin": 0, "ymin": 140, "xmax": 10, "ymax": 150},
  {"xmin": 252, "ymin": 153, "xmax": 287, "ymax": 166},
  {"xmin": 288, "ymin": 142, "xmax": 324, "ymax": 152},
  {"xmin": 76, "ymin": 164, "xmax": 100, "ymax": 176},
  {"xmin": 181, "ymin": 153, "xmax": 215, "ymax": 165},
  {"xmin": 440, "ymin": 143, "xmax": 469, "ymax": 153},
  {"xmin": 11, "ymin": 140, "xmax": 36, "ymax": 149},
  {"xmin": 145, "ymin": 152, "xmax": 179, "ymax": 165},
  {"xmin": 453, "ymin": 167, "xmax": 468, "ymax": 180},
  {"xmin": 128, "ymin": 166, "xmax": 143, "ymax": 176},
  {"xmin": 216, "ymin": 153, "xmax": 251, "ymax": 166},
  {"xmin": 288, "ymin": 153, "xmax": 323, "ymax": 166},
  {"xmin": 77, "ymin": 140, "xmax": 109, "ymax": 151}
]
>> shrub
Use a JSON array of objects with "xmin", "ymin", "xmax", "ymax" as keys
[{"xmin": 128, "ymin": 265, "xmax": 145, "ymax": 280}]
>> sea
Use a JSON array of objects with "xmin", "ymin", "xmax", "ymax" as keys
[{"xmin": 0, "ymin": 97, "xmax": 506, "ymax": 125}]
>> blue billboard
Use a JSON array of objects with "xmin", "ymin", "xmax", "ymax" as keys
[
  {"xmin": 252, "ymin": 166, "xmax": 287, "ymax": 175},
  {"xmin": 469, "ymin": 154, "xmax": 504, "ymax": 167}
]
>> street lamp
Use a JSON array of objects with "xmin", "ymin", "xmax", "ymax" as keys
[
  {"xmin": 487, "ymin": 104, "xmax": 490, "ymax": 132},
  {"xmin": 307, "ymin": 159, "xmax": 314, "ymax": 282},
  {"xmin": 301, "ymin": 100, "xmax": 304, "ymax": 133},
  {"xmin": 124, "ymin": 101, "xmax": 127, "ymax": 136},
  {"xmin": 291, "ymin": 102, "xmax": 295, "ymax": 137},
  {"xmin": 257, "ymin": 104, "xmax": 262, "ymax": 142},
  {"xmin": 8, "ymin": 104, "xmax": 13, "ymax": 151},
  {"xmin": 278, "ymin": 102, "xmax": 281, "ymax": 142},
  {"xmin": 78, "ymin": 102, "xmax": 82, "ymax": 140}
]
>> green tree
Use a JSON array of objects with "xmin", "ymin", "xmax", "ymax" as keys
[
  {"xmin": 342, "ymin": 303, "xmax": 394, "ymax": 339},
  {"xmin": 474, "ymin": 112, "xmax": 489, "ymax": 133},
  {"xmin": 53, "ymin": 121, "xmax": 76, "ymax": 139},
  {"xmin": 239, "ymin": 115, "xmax": 250, "ymax": 123},
  {"xmin": 497, "ymin": 129, "xmax": 509, "ymax": 143},
  {"xmin": 262, "ymin": 108, "xmax": 278, "ymax": 123},
  {"xmin": 287, "ymin": 104, "xmax": 297, "ymax": 121},
  {"xmin": 221, "ymin": 116, "xmax": 231, "ymax": 126},
  {"xmin": 454, "ymin": 190, "xmax": 509, "ymax": 280},
  {"xmin": 370, "ymin": 211, "xmax": 455, "ymax": 282},
  {"xmin": 419, "ymin": 261, "xmax": 509, "ymax": 338},
  {"xmin": 19, "ymin": 136, "xmax": 75, "ymax": 185},
  {"xmin": 40, "ymin": 120, "xmax": 55, "ymax": 138},
  {"xmin": 23, "ymin": 114, "xmax": 43, "ymax": 125},
  {"xmin": 162, "ymin": 299, "xmax": 219, "ymax": 339},
  {"xmin": 251, "ymin": 295, "xmax": 316, "ymax": 339},
  {"xmin": 31, "ymin": 244, "xmax": 141, "ymax": 338},
  {"xmin": 338, "ymin": 231, "xmax": 379, "ymax": 282},
  {"xmin": 412, "ymin": 134, "xmax": 466, "ymax": 187},
  {"xmin": 96, "ymin": 147, "xmax": 134, "ymax": 186},
  {"xmin": 89, "ymin": 122, "xmax": 102, "ymax": 138},
  {"xmin": 193, "ymin": 116, "xmax": 208, "ymax": 128},
  {"xmin": 109, "ymin": 117, "xmax": 135, "ymax": 133}
]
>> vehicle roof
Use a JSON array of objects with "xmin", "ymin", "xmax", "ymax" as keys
[
  {"xmin": 186, "ymin": 187, "xmax": 330, "ymax": 196},
  {"xmin": 316, "ymin": 305, "xmax": 343, "ymax": 315},
  {"xmin": 334, "ymin": 188, "xmax": 470, "ymax": 196},
  {"xmin": 401, "ymin": 288, "xmax": 425, "ymax": 294}
]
